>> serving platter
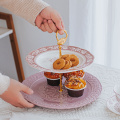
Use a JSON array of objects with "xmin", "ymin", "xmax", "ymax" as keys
[
  {"xmin": 22, "ymin": 72, "xmax": 102, "ymax": 109},
  {"xmin": 26, "ymin": 45, "xmax": 94, "ymax": 73}
]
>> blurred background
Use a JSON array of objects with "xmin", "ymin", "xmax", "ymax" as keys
[{"xmin": 0, "ymin": 0, "xmax": 120, "ymax": 80}]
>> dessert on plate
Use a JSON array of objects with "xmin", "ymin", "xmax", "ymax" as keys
[
  {"xmin": 64, "ymin": 76, "xmax": 86, "ymax": 97},
  {"xmin": 44, "ymin": 72, "xmax": 61, "ymax": 86},
  {"xmin": 63, "ymin": 70, "xmax": 85, "ymax": 79},
  {"xmin": 53, "ymin": 54, "xmax": 79, "ymax": 70}
]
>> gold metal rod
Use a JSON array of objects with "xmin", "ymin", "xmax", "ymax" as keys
[
  {"xmin": 59, "ymin": 73, "xmax": 63, "ymax": 92},
  {"xmin": 56, "ymin": 30, "xmax": 68, "ymax": 93},
  {"xmin": 59, "ymin": 45, "xmax": 62, "ymax": 58}
]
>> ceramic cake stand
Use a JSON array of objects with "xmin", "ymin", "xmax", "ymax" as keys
[{"xmin": 23, "ymin": 45, "xmax": 102, "ymax": 109}]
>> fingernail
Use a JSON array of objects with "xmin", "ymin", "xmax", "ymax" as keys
[{"xmin": 29, "ymin": 89, "xmax": 34, "ymax": 94}]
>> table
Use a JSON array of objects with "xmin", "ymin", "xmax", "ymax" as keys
[{"xmin": 0, "ymin": 63, "xmax": 120, "ymax": 120}]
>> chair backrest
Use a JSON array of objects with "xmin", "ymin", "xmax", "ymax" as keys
[{"xmin": 0, "ymin": 12, "xmax": 25, "ymax": 82}]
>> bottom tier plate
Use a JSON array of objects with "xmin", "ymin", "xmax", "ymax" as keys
[{"xmin": 22, "ymin": 72, "xmax": 102, "ymax": 109}]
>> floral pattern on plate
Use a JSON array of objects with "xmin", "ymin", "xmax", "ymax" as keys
[
  {"xmin": 22, "ymin": 72, "xmax": 102, "ymax": 109},
  {"xmin": 26, "ymin": 45, "xmax": 94, "ymax": 73}
]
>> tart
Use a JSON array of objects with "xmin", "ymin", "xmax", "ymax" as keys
[
  {"xmin": 64, "ymin": 76, "xmax": 86, "ymax": 97},
  {"xmin": 44, "ymin": 72, "xmax": 60, "ymax": 86},
  {"xmin": 63, "ymin": 70, "xmax": 85, "ymax": 79}
]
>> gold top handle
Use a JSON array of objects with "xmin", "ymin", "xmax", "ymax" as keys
[{"xmin": 56, "ymin": 30, "xmax": 68, "ymax": 45}]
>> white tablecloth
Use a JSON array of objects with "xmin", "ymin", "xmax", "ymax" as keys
[{"xmin": 0, "ymin": 64, "xmax": 120, "ymax": 120}]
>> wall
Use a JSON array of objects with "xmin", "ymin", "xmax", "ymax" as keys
[{"xmin": 0, "ymin": 0, "xmax": 69, "ymax": 80}]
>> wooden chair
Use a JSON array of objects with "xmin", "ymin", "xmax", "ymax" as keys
[{"xmin": 0, "ymin": 12, "xmax": 25, "ymax": 82}]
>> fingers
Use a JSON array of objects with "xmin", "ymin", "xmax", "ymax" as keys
[
  {"xmin": 58, "ymin": 20, "xmax": 65, "ymax": 35},
  {"xmin": 35, "ymin": 15, "xmax": 43, "ymax": 28},
  {"xmin": 36, "ymin": 16, "xmax": 65, "ymax": 34},
  {"xmin": 39, "ymin": 19, "xmax": 64, "ymax": 34},
  {"xmin": 21, "ymin": 84, "xmax": 33, "ymax": 95},
  {"xmin": 18, "ymin": 104, "xmax": 25, "ymax": 108},
  {"xmin": 39, "ymin": 24, "xmax": 46, "ymax": 32},
  {"xmin": 19, "ymin": 85, "xmax": 34, "ymax": 108},
  {"xmin": 20, "ymin": 100, "xmax": 34, "ymax": 108},
  {"xmin": 58, "ymin": 30, "xmax": 64, "ymax": 35},
  {"xmin": 11, "ymin": 97, "xmax": 34, "ymax": 108},
  {"xmin": 19, "ymin": 93, "xmax": 34, "ymax": 108},
  {"xmin": 43, "ymin": 19, "xmax": 53, "ymax": 33},
  {"xmin": 40, "ymin": 19, "xmax": 57, "ymax": 33},
  {"xmin": 48, "ymin": 19, "xmax": 57, "ymax": 32},
  {"xmin": 51, "ymin": 13, "xmax": 63, "ymax": 30},
  {"xmin": 37, "ymin": 7, "xmax": 65, "ymax": 33},
  {"xmin": 14, "ymin": 104, "xmax": 24, "ymax": 108}
]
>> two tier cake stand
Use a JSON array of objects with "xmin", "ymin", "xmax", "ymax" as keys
[{"xmin": 22, "ymin": 31, "xmax": 102, "ymax": 109}]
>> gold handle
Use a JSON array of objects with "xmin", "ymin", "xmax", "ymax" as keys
[{"xmin": 56, "ymin": 30, "xmax": 68, "ymax": 45}]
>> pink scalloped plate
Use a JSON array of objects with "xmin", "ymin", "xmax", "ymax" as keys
[
  {"xmin": 22, "ymin": 72, "xmax": 102, "ymax": 109},
  {"xmin": 26, "ymin": 45, "xmax": 94, "ymax": 73}
]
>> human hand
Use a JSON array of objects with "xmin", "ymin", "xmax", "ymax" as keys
[
  {"xmin": 0, "ymin": 79, "xmax": 34, "ymax": 108},
  {"xmin": 35, "ymin": 6, "xmax": 64, "ymax": 35}
]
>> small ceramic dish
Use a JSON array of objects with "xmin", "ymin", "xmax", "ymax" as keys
[
  {"xmin": 65, "ymin": 85, "xmax": 86, "ymax": 97},
  {"xmin": 44, "ymin": 72, "xmax": 61, "ymax": 86},
  {"xmin": 107, "ymin": 95, "xmax": 120, "ymax": 115},
  {"xmin": 45, "ymin": 77, "xmax": 60, "ymax": 86},
  {"xmin": 113, "ymin": 84, "xmax": 120, "ymax": 102},
  {"xmin": 64, "ymin": 76, "xmax": 86, "ymax": 97}
]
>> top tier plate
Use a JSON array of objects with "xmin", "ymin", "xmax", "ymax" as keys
[{"xmin": 26, "ymin": 45, "xmax": 94, "ymax": 73}]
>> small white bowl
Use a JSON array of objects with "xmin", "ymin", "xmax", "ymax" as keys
[{"xmin": 113, "ymin": 84, "xmax": 120, "ymax": 102}]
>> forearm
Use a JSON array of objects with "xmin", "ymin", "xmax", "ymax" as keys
[
  {"xmin": 0, "ymin": 73, "xmax": 10, "ymax": 95},
  {"xmin": 0, "ymin": 0, "xmax": 49, "ymax": 25}
]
